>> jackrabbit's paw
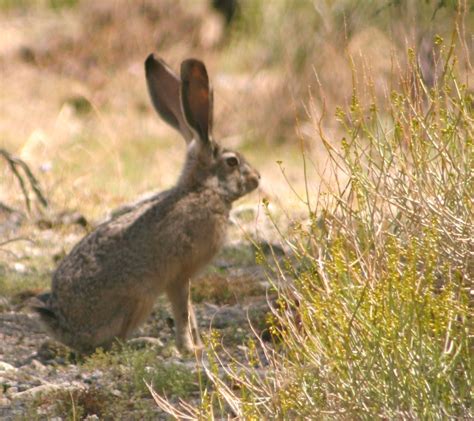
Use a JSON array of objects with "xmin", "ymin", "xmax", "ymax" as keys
[{"xmin": 176, "ymin": 337, "xmax": 203, "ymax": 359}]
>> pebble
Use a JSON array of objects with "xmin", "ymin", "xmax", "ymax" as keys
[
  {"xmin": 10, "ymin": 383, "xmax": 80, "ymax": 400},
  {"xmin": 0, "ymin": 361, "xmax": 17, "ymax": 373},
  {"xmin": 29, "ymin": 359, "xmax": 47, "ymax": 372},
  {"xmin": 80, "ymin": 369, "xmax": 103, "ymax": 384},
  {"xmin": 0, "ymin": 296, "xmax": 10, "ymax": 312},
  {"xmin": 128, "ymin": 336, "xmax": 164, "ymax": 349},
  {"xmin": 111, "ymin": 389, "xmax": 122, "ymax": 397},
  {"xmin": 0, "ymin": 397, "xmax": 12, "ymax": 406},
  {"xmin": 6, "ymin": 387, "xmax": 18, "ymax": 395},
  {"xmin": 13, "ymin": 263, "xmax": 27, "ymax": 273}
]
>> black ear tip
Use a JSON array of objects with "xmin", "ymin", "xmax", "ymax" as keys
[
  {"xmin": 145, "ymin": 53, "xmax": 155, "ymax": 66},
  {"xmin": 145, "ymin": 54, "xmax": 155, "ymax": 74},
  {"xmin": 145, "ymin": 53, "xmax": 165, "ymax": 74}
]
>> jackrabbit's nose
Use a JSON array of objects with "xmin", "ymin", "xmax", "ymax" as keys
[{"xmin": 247, "ymin": 169, "xmax": 260, "ymax": 191}]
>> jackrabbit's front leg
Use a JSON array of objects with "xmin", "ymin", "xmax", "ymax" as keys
[{"xmin": 166, "ymin": 282, "xmax": 201, "ymax": 353}]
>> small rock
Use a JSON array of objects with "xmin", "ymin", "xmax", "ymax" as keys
[
  {"xmin": 0, "ymin": 296, "xmax": 10, "ymax": 312},
  {"xmin": 111, "ymin": 389, "xmax": 122, "ymax": 398},
  {"xmin": 80, "ymin": 369, "xmax": 103, "ymax": 384},
  {"xmin": 0, "ymin": 362, "xmax": 17, "ymax": 373},
  {"xmin": 11, "ymin": 383, "xmax": 78, "ymax": 400},
  {"xmin": 39, "ymin": 161, "xmax": 53, "ymax": 173},
  {"xmin": 13, "ymin": 263, "xmax": 27, "ymax": 274},
  {"xmin": 0, "ymin": 396, "xmax": 11, "ymax": 406},
  {"xmin": 128, "ymin": 336, "xmax": 164, "ymax": 349},
  {"xmin": 6, "ymin": 387, "xmax": 18, "ymax": 395},
  {"xmin": 29, "ymin": 359, "xmax": 47, "ymax": 372}
]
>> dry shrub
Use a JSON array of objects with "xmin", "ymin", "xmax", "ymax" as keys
[{"xmin": 150, "ymin": 34, "xmax": 473, "ymax": 419}]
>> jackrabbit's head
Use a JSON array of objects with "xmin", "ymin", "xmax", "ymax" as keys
[{"xmin": 145, "ymin": 54, "xmax": 260, "ymax": 202}]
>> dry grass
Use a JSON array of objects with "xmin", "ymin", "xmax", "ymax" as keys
[{"xmin": 150, "ymin": 15, "xmax": 473, "ymax": 420}]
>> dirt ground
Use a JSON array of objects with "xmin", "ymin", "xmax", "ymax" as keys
[{"xmin": 0, "ymin": 203, "xmax": 279, "ymax": 419}]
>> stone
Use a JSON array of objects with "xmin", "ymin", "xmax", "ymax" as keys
[
  {"xmin": 128, "ymin": 336, "xmax": 164, "ymax": 349},
  {"xmin": 11, "ymin": 383, "xmax": 84, "ymax": 401},
  {"xmin": 0, "ymin": 362, "xmax": 17, "ymax": 373},
  {"xmin": 29, "ymin": 359, "xmax": 47, "ymax": 372}
]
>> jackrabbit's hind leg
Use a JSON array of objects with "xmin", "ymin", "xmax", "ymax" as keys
[
  {"xmin": 166, "ymin": 281, "xmax": 200, "ymax": 353},
  {"xmin": 118, "ymin": 297, "xmax": 156, "ymax": 342}
]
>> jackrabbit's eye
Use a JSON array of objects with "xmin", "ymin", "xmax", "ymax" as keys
[{"xmin": 226, "ymin": 156, "xmax": 239, "ymax": 167}]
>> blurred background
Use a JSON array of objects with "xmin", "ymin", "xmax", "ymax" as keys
[{"xmin": 0, "ymin": 0, "xmax": 472, "ymax": 219}]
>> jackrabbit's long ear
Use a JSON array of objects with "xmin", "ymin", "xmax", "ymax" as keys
[
  {"xmin": 145, "ymin": 54, "xmax": 193, "ymax": 143},
  {"xmin": 180, "ymin": 59, "xmax": 213, "ymax": 145}
]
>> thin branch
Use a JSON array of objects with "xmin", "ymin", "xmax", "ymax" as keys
[{"xmin": 0, "ymin": 148, "xmax": 48, "ymax": 212}]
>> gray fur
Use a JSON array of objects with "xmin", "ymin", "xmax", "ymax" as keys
[{"xmin": 31, "ymin": 55, "xmax": 260, "ymax": 354}]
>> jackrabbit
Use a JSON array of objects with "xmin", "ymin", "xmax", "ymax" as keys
[{"xmin": 31, "ymin": 54, "xmax": 260, "ymax": 354}]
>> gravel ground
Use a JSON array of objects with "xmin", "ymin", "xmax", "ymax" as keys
[{"xmin": 0, "ymin": 206, "xmax": 280, "ymax": 419}]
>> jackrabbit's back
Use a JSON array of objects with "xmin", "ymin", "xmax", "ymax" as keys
[{"xmin": 50, "ymin": 187, "xmax": 229, "ymax": 341}]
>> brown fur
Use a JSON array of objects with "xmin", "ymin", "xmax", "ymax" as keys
[{"xmin": 31, "ymin": 55, "xmax": 259, "ymax": 354}]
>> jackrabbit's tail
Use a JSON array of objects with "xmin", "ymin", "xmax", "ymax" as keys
[
  {"xmin": 29, "ymin": 292, "xmax": 57, "ymax": 325},
  {"xmin": 30, "ymin": 292, "xmax": 110, "ymax": 354},
  {"xmin": 29, "ymin": 292, "xmax": 82, "ymax": 351}
]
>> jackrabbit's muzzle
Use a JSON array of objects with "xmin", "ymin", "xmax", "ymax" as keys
[{"xmin": 243, "ymin": 166, "xmax": 260, "ymax": 194}]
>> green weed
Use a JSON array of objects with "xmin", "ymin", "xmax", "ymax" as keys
[{"xmin": 85, "ymin": 344, "xmax": 200, "ymax": 399}]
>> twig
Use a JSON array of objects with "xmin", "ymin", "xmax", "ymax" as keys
[
  {"xmin": 0, "ymin": 237, "xmax": 35, "ymax": 247},
  {"xmin": 0, "ymin": 148, "xmax": 48, "ymax": 213},
  {"xmin": 0, "ymin": 202, "xmax": 25, "ymax": 218}
]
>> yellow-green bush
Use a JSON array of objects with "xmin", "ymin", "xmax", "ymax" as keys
[{"xmin": 154, "ymin": 35, "xmax": 472, "ymax": 419}]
